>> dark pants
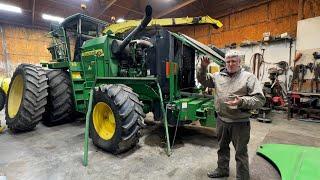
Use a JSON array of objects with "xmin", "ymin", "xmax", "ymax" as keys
[{"xmin": 216, "ymin": 117, "xmax": 250, "ymax": 180}]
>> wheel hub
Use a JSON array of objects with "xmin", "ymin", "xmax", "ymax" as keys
[
  {"xmin": 93, "ymin": 102, "xmax": 116, "ymax": 140},
  {"xmin": 8, "ymin": 75, "xmax": 24, "ymax": 118}
]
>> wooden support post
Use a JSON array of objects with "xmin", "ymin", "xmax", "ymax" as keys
[{"xmin": 32, "ymin": 0, "xmax": 36, "ymax": 26}]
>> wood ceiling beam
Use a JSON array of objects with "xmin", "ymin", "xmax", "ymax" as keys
[
  {"xmin": 32, "ymin": 0, "xmax": 36, "ymax": 25},
  {"xmin": 215, "ymin": 0, "xmax": 271, "ymax": 18},
  {"xmin": 191, "ymin": 0, "xmax": 206, "ymax": 15},
  {"xmin": 200, "ymin": 0, "xmax": 206, "ymax": 13},
  {"xmin": 155, "ymin": 0, "xmax": 197, "ymax": 18},
  {"xmin": 112, "ymin": 4, "xmax": 144, "ymax": 16},
  {"xmin": 96, "ymin": 0, "xmax": 118, "ymax": 18},
  {"xmin": 46, "ymin": 0, "xmax": 82, "ymax": 11}
]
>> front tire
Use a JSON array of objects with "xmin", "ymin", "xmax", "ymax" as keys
[{"xmin": 90, "ymin": 84, "xmax": 145, "ymax": 154}]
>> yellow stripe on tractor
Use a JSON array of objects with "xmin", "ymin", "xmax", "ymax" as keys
[{"xmin": 103, "ymin": 15, "xmax": 223, "ymax": 34}]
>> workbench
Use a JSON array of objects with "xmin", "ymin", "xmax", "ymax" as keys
[{"xmin": 287, "ymin": 91, "xmax": 320, "ymax": 120}]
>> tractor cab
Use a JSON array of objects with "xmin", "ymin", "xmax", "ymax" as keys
[{"xmin": 48, "ymin": 13, "xmax": 107, "ymax": 62}]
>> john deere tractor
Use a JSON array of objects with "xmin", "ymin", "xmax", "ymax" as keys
[{"xmin": 5, "ymin": 6, "xmax": 224, "ymax": 155}]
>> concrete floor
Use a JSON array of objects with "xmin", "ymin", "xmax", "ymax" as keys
[{"xmin": 0, "ymin": 110, "xmax": 320, "ymax": 180}]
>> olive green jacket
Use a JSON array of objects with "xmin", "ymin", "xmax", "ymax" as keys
[{"xmin": 196, "ymin": 66, "xmax": 265, "ymax": 122}]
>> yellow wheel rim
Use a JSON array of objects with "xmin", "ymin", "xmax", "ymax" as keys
[
  {"xmin": 0, "ymin": 77, "xmax": 11, "ymax": 93},
  {"xmin": 93, "ymin": 102, "xmax": 116, "ymax": 140},
  {"xmin": 8, "ymin": 75, "xmax": 24, "ymax": 118}
]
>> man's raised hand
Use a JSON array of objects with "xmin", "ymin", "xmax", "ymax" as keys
[{"xmin": 200, "ymin": 56, "xmax": 210, "ymax": 68}]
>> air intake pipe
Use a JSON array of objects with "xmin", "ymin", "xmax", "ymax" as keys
[{"xmin": 112, "ymin": 5, "xmax": 152, "ymax": 55}]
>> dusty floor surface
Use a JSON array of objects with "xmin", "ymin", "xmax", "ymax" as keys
[{"xmin": 0, "ymin": 110, "xmax": 319, "ymax": 180}]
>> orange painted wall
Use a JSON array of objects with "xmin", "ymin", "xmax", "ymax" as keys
[{"xmin": 171, "ymin": 0, "xmax": 320, "ymax": 48}]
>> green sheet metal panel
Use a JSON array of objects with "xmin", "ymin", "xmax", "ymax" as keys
[
  {"xmin": 73, "ymin": 83, "xmax": 84, "ymax": 91},
  {"xmin": 81, "ymin": 36, "xmax": 107, "ymax": 81},
  {"xmin": 76, "ymin": 35, "xmax": 120, "ymax": 113},
  {"xmin": 173, "ymin": 97, "xmax": 195, "ymax": 121},
  {"xmin": 197, "ymin": 100, "xmax": 216, "ymax": 128},
  {"xmin": 69, "ymin": 62, "xmax": 83, "ymax": 71},
  {"xmin": 173, "ymin": 97, "xmax": 212, "ymax": 122},
  {"xmin": 186, "ymin": 98, "xmax": 208, "ymax": 120},
  {"xmin": 257, "ymin": 143, "xmax": 320, "ymax": 180},
  {"xmin": 47, "ymin": 61, "xmax": 70, "ymax": 69}
]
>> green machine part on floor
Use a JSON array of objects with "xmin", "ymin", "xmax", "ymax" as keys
[{"xmin": 257, "ymin": 143, "xmax": 320, "ymax": 180}]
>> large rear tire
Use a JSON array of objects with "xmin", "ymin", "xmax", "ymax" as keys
[
  {"xmin": 5, "ymin": 64, "xmax": 48, "ymax": 132},
  {"xmin": 43, "ymin": 69, "xmax": 74, "ymax": 126},
  {"xmin": 90, "ymin": 84, "xmax": 145, "ymax": 154}
]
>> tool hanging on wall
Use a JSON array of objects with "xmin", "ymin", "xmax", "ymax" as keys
[
  {"xmin": 293, "ymin": 64, "xmax": 307, "ymax": 91},
  {"xmin": 250, "ymin": 53, "xmax": 265, "ymax": 80},
  {"xmin": 276, "ymin": 61, "xmax": 289, "ymax": 92},
  {"xmin": 311, "ymin": 63, "xmax": 320, "ymax": 92},
  {"xmin": 294, "ymin": 52, "xmax": 302, "ymax": 66},
  {"xmin": 276, "ymin": 61, "xmax": 289, "ymax": 70},
  {"xmin": 312, "ymin": 52, "xmax": 320, "ymax": 92},
  {"xmin": 290, "ymin": 52, "xmax": 303, "ymax": 92},
  {"xmin": 306, "ymin": 63, "xmax": 314, "ymax": 73}
]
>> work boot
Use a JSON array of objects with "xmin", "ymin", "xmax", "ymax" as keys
[{"xmin": 207, "ymin": 168, "xmax": 229, "ymax": 178}]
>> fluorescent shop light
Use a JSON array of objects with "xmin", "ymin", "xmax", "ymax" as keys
[
  {"xmin": 0, "ymin": 3, "xmax": 22, "ymax": 13},
  {"xmin": 42, "ymin": 14, "xmax": 64, "ymax": 23}
]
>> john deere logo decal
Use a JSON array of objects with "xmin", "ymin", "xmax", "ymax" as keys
[{"xmin": 82, "ymin": 49, "xmax": 104, "ymax": 57}]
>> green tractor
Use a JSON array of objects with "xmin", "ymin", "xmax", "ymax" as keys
[{"xmin": 5, "ymin": 6, "xmax": 224, "ymax": 156}]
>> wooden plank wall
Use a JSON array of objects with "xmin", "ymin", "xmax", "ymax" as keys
[
  {"xmin": 4, "ymin": 25, "xmax": 51, "ymax": 65},
  {"xmin": 0, "ymin": 24, "xmax": 76, "ymax": 76},
  {"xmin": 170, "ymin": 0, "xmax": 320, "ymax": 48},
  {"xmin": 0, "ymin": 24, "xmax": 51, "ymax": 76}
]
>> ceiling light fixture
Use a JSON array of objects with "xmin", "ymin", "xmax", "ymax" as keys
[
  {"xmin": 42, "ymin": 14, "xmax": 64, "ymax": 23},
  {"xmin": 0, "ymin": 3, "xmax": 22, "ymax": 13},
  {"xmin": 116, "ymin": 18, "xmax": 125, "ymax": 23}
]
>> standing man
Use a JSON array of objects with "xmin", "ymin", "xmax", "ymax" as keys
[{"xmin": 197, "ymin": 50, "xmax": 265, "ymax": 179}]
